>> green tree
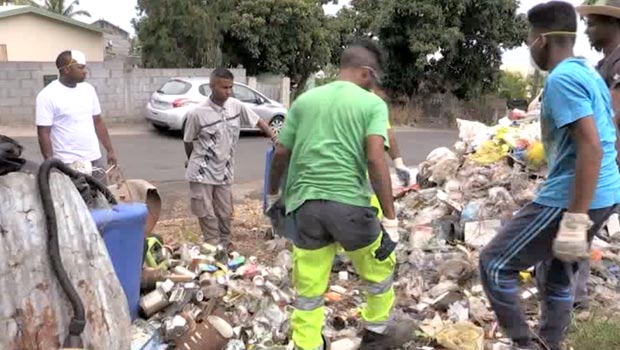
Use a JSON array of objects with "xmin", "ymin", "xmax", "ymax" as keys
[
  {"xmin": 134, "ymin": 0, "xmax": 332, "ymax": 95},
  {"xmin": 498, "ymin": 71, "xmax": 528, "ymax": 100},
  {"xmin": 334, "ymin": 0, "xmax": 527, "ymax": 100},
  {"xmin": 24, "ymin": 0, "xmax": 91, "ymax": 18},
  {"xmin": 133, "ymin": 0, "xmax": 232, "ymax": 68},
  {"xmin": 223, "ymin": 0, "xmax": 332, "ymax": 96}
]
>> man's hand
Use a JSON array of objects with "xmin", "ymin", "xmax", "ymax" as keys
[
  {"xmin": 269, "ymin": 144, "xmax": 290, "ymax": 195},
  {"xmin": 257, "ymin": 119, "xmax": 277, "ymax": 141},
  {"xmin": 553, "ymin": 212, "xmax": 592, "ymax": 262},
  {"xmin": 393, "ymin": 157, "xmax": 411, "ymax": 187},
  {"xmin": 381, "ymin": 217, "xmax": 399, "ymax": 242},
  {"xmin": 107, "ymin": 150, "xmax": 118, "ymax": 166}
]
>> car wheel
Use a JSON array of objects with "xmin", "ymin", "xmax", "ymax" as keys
[
  {"xmin": 153, "ymin": 123, "xmax": 169, "ymax": 132},
  {"xmin": 269, "ymin": 115, "xmax": 285, "ymax": 135}
]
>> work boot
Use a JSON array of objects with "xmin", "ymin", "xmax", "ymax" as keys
[
  {"xmin": 510, "ymin": 337, "xmax": 556, "ymax": 350},
  {"xmin": 359, "ymin": 319, "xmax": 415, "ymax": 350}
]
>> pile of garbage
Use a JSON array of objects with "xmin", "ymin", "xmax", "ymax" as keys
[
  {"xmin": 403, "ymin": 117, "xmax": 547, "ymax": 251},
  {"xmin": 131, "ymin": 239, "xmax": 299, "ymax": 350},
  {"xmin": 388, "ymin": 117, "xmax": 620, "ymax": 349},
  {"xmin": 132, "ymin": 116, "xmax": 620, "ymax": 350}
]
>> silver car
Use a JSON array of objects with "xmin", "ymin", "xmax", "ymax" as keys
[{"xmin": 145, "ymin": 77, "xmax": 287, "ymax": 134}]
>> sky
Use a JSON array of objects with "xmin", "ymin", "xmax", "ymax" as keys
[{"xmin": 61, "ymin": 0, "xmax": 600, "ymax": 75}]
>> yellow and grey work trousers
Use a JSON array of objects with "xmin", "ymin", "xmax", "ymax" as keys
[{"xmin": 289, "ymin": 200, "xmax": 396, "ymax": 350}]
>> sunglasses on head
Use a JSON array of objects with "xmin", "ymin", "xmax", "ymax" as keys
[
  {"xmin": 361, "ymin": 65, "xmax": 382, "ymax": 84},
  {"xmin": 529, "ymin": 31, "xmax": 576, "ymax": 48}
]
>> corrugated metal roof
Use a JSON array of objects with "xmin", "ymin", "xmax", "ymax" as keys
[{"xmin": 0, "ymin": 5, "xmax": 104, "ymax": 34}]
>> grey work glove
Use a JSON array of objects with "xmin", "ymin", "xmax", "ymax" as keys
[
  {"xmin": 266, "ymin": 193, "xmax": 281, "ymax": 213},
  {"xmin": 553, "ymin": 212, "xmax": 592, "ymax": 262},
  {"xmin": 381, "ymin": 217, "xmax": 399, "ymax": 243},
  {"xmin": 394, "ymin": 157, "xmax": 411, "ymax": 187}
]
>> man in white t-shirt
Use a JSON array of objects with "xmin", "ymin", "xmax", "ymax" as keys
[{"xmin": 36, "ymin": 50, "xmax": 116, "ymax": 179}]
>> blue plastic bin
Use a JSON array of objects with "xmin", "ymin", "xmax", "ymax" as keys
[
  {"xmin": 91, "ymin": 203, "xmax": 147, "ymax": 320},
  {"xmin": 263, "ymin": 145, "xmax": 275, "ymax": 212}
]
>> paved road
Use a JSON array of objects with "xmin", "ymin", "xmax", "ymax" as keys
[{"xmin": 12, "ymin": 127, "xmax": 457, "ymax": 218}]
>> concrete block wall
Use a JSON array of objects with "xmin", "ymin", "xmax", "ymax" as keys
[{"xmin": 0, "ymin": 62, "xmax": 246, "ymax": 125}]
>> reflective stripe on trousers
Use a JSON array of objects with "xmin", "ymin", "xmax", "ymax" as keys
[{"xmin": 292, "ymin": 234, "xmax": 395, "ymax": 349}]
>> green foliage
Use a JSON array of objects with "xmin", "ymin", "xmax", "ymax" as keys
[
  {"xmin": 135, "ymin": 0, "xmax": 331, "ymax": 95},
  {"xmin": 332, "ymin": 0, "xmax": 528, "ymax": 100},
  {"xmin": 24, "ymin": 0, "xmax": 91, "ymax": 18},
  {"xmin": 223, "ymin": 0, "xmax": 332, "ymax": 96},
  {"xmin": 133, "ymin": 0, "xmax": 230, "ymax": 68},
  {"xmin": 134, "ymin": 0, "xmax": 527, "ymax": 100},
  {"xmin": 314, "ymin": 65, "xmax": 339, "ymax": 87},
  {"xmin": 498, "ymin": 71, "xmax": 528, "ymax": 100}
]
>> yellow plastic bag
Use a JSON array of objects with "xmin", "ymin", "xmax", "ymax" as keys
[
  {"xmin": 469, "ymin": 140, "xmax": 510, "ymax": 165},
  {"xmin": 525, "ymin": 141, "xmax": 545, "ymax": 170},
  {"xmin": 436, "ymin": 322, "xmax": 484, "ymax": 350},
  {"xmin": 495, "ymin": 126, "xmax": 520, "ymax": 148}
]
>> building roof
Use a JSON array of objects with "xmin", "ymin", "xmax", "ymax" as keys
[
  {"xmin": 0, "ymin": 5, "xmax": 104, "ymax": 34},
  {"xmin": 91, "ymin": 19, "xmax": 130, "ymax": 38}
]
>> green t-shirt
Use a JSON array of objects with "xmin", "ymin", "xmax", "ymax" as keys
[{"xmin": 278, "ymin": 81, "xmax": 389, "ymax": 214}]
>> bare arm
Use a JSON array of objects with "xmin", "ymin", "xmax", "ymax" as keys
[
  {"xmin": 37, "ymin": 126, "xmax": 53, "ymax": 160},
  {"xmin": 269, "ymin": 143, "xmax": 290, "ymax": 194},
  {"xmin": 93, "ymin": 115, "xmax": 116, "ymax": 165},
  {"xmin": 257, "ymin": 119, "xmax": 276, "ymax": 140},
  {"xmin": 387, "ymin": 128, "xmax": 401, "ymax": 161},
  {"xmin": 184, "ymin": 142, "xmax": 194, "ymax": 159},
  {"xmin": 367, "ymin": 135, "xmax": 395, "ymax": 219},
  {"xmin": 568, "ymin": 116, "xmax": 603, "ymax": 214}
]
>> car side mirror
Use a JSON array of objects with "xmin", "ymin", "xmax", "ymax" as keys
[{"xmin": 255, "ymin": 97, "xmax": 265, "ymax": 105}]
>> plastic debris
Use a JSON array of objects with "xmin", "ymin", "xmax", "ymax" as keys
[
  {"xmin": 436, "ymin": 322, "xmax": 484, "ymax": 350},
  {"xmin": 131, "ymin": 112, "xmax": 620, "ymax": 350}
]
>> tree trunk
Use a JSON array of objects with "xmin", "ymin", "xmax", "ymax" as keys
[{"xmin": 0, "ymin": 172, "xmax": 131, "ymax": 350}]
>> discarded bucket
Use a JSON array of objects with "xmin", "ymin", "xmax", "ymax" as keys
[{"xmin": 91, "ymin": 203, "xmax": 148, "ymax": 320}]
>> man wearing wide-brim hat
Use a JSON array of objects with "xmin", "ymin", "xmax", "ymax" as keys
[
  {"xmin": 576, "ymin": 0, "xmax": 620, "ymax": 311},
  {"xmin": 578, "ymin": 0, "xmax": 620, "ymax": 112}
]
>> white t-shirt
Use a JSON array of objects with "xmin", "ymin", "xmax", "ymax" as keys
[{"xmin": 36, "ymin": 80, "xmax": 102, "ymax": 163}]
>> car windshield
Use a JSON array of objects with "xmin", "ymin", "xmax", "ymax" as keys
[{"xmin": 158, "ymin": 80, "xmax": 191, "ymax": 95}]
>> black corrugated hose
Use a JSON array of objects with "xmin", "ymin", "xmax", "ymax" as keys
[{"xmin": 37, "ymin": 158, "xmax": 117, "ymax": 348}]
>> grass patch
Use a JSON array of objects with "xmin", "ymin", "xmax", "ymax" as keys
[{"xmin": 567, "ymin": 310, "xmax": 620, "ymax": 350}]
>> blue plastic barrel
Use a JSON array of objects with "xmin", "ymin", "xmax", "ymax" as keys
[{"xmin": 91, "ymin": 203, "xmax": 147, "ymax": 320}]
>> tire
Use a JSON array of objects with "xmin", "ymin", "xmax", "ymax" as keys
[
  {"xmin": 152, "ymin": 123, "xmax": 169, "ymax": 132},
  {"xmin": 269, "ymin": 115, "xmax": 285, "ymax": 135}
]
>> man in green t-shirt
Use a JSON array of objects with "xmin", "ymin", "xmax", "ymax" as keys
[{"xmin": 268, "ymin": 41, "xmax": 408, "ymax": 350}]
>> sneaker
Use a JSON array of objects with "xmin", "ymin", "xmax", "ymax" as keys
[{"xmin": 359, "ymin": 320, "xmax": 416, "ymax": 350}]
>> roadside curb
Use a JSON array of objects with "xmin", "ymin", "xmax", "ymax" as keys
[{"xmin": 1, "ymin": 123, "xmax": 153, "ymax": 138}]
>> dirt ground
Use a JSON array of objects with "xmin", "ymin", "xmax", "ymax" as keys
[{"xmin": 153, "ymin": 196, "xmax": 281, "ymax": 263}]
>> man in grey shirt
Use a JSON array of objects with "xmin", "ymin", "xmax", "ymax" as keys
[{"xmin": 184, "ymin": 68, "xmax": 276, "ymax": 248}]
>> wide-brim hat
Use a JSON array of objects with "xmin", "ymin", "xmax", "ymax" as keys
[{"xmin": 577, "ymin": 0, "xmax": 620, "ymax": 20}]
